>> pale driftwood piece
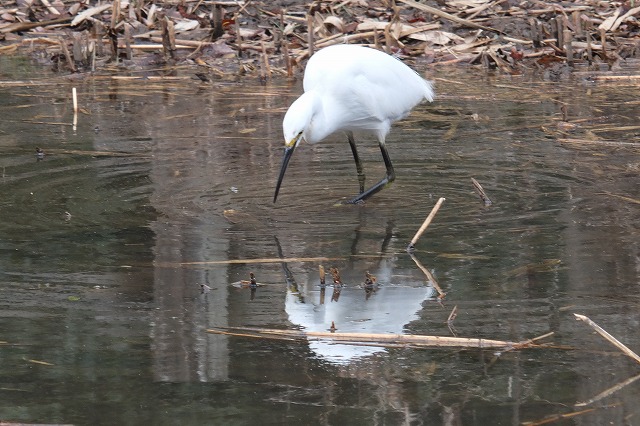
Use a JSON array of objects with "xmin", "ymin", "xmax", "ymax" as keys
[
  {"xmin": 206, "ymin": 326, "xmax": 518, "ymax": 349},
  {"xmin": 574, "ymin": 313, "xmax": 640, "ymax": 364},
  {"xmin": 407, "ymin": 197, "xmax": 446, "ymax": 251}
]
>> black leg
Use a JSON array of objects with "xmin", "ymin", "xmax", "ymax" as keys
[
  {"xmin": 347, "ymin": 132, "xmax": 365, "ymax": 194},
  {"xmin": 345, "ymin": 139, "xmax": 395, "ymax": 204}
]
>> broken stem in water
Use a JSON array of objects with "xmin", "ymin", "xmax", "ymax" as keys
[
  {"xmin": 574, "ymin": 313, "xmax": 640, "ymax": 364},
  {"xmin": 407, "ymin": 197, "xmax": 445, "ymax": 251},
  {"xmin": 206, "ymin": 326, "xmax": 555, "ymax": 350}
]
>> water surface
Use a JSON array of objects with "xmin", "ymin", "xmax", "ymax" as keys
[{"xmin": 0, "ymin": 57, "xmax": 639, "ymax": 425}]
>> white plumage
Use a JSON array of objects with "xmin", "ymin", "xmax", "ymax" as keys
[{"xmin": 275, "ymin": 44, "xmax": 435, "ymax": 204}]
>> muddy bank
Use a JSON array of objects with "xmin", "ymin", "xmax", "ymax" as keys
[{"xmin": 1, "ymin": 1, "xmax": 639, "ymax": 78}]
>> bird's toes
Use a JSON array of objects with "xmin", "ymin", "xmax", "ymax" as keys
[{"xmin": 341, "ymin": 198, "xmax": 366, "ymax": 206}]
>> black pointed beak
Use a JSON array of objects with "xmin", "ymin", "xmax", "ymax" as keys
[{"xmin": 273, "ymin": 142, "xmax": 297, "ymax": 203}]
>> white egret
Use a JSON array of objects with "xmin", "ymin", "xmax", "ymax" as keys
[{"xmin": 273, "ymin": 44, "xmax": 435, "ymax": 204}]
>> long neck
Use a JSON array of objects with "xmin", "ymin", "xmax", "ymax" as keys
[{"xmin": 300, "ymin": 90, "xmax": 341, "ymax": 144}]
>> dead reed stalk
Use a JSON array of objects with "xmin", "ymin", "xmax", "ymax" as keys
[{"xmin": 407, "ymin": 197, "xmax": 446, "ymax": 251}]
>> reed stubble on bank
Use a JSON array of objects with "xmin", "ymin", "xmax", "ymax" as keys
[{"xmin": 2, "ymin": 1, "xmax": 640, "ymax": 78}]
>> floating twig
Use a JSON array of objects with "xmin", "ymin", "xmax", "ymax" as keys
[
  {"xmin": 407, "ymin": 197, "xmax": 446, "ymax": 251},
  {"xmin": 471, "ymin": 177, "xmax": 493, "ymax": 206},
  {"xmin": 206, "ymin": 326, "xmax": 526, "ymax": 349}
]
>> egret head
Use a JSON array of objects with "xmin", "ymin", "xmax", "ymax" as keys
[{"xmin": 274, "ymin": 93, "xmax": 317, "ymax": 203}]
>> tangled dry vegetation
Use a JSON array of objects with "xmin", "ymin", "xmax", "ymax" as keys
[{"xmin": 1, "ymin": 0, "xmax": 640, "ymax": 78}]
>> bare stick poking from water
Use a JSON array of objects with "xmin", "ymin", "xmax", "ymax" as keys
[
  {"xmin": 72, "ymin": 87, "xmax": 78, "ymax": 113},
  {"xmin": 407, "ymin": 197, "xmax": 445, "ymax": 251},
  {"xmin": 72, "ymin": 87, "xmax": 78, "ymax": 130},
  {"xmin": 471, "ymin": 178, "xmax": 493, "ymax": 206},
  {"xmin": 574, "ymin": 313, "xmax": 640, "ymax": 364},
  {"xmin": 573, "ymin": 314, "xmax": 640, "ymax": 407}
]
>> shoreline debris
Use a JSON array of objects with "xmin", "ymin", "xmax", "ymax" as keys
[{"xmin": 2, "ymin": 1, "xmax": 640, "ymax": 77}]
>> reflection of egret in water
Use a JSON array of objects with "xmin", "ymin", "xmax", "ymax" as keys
[
  {"xmin": 275, "ymin": 234, "xmax": 438, "ymax": 364},
  {"xmin": 286, "ymin": 279, "xmax": 435, "ymax": 364}
]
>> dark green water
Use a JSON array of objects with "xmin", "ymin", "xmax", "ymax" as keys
[{"xmin": 0, "ymin": 56, "xmax": 638, "ymax": 425}]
